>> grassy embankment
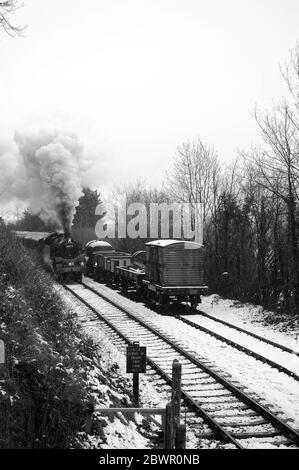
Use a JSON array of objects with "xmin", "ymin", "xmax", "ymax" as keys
[{"xmin": 0, "ymin": 225, "xmax": 138, "ymax": 449}]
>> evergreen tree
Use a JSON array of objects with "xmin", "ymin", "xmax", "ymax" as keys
[{"xmin": 72, "ymin": 188, "xmax": 101, "ymax": 229}]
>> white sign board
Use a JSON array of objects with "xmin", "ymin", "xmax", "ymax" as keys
[{"xmin": 0, "ymin": 340, "xmax": 5, "ymax": 364}]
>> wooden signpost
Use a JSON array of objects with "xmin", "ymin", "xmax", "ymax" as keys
[
  {"xmin": 0, "ymin": 340, "xmax": 5, "ymax": 365},
  {"xmin": 0, "ymin": 339, "xmax": 6, "ymax": 379},
  {"xmin": 87, "ymin": 357, "xmax": 186, "ymax": 449},
  {"xmin": 126, "ymin": 341, "xmax": 146, "ymax": 407},
  {"xmin": 171, "ymin": 359, "xmax": 182, "ymax": 446}
]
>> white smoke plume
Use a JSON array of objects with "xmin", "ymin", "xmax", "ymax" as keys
[{"xmin": 0, "ymin": 127, "xmax": 93, "ymax": 231}]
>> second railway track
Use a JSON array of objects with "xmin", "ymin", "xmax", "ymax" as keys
[
  {"xmin": 87, "ymin": 275, "xmax": 299, "ymax": 382},
  {"xmin": 176, "ymin": 315, "xmax": 299, "ymax": 382},
  {"xmin": 64, "ymin": 281, "xmax": 299, "ymax": 449}
]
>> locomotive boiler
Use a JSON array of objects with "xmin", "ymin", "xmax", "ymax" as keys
[
  {"xmin": 43, "ymin": 232, "xmax": 85, "ymax": 281},
  {"xmin": 15, "ymin": 231, "xmax": 85, "ymax": 282}
]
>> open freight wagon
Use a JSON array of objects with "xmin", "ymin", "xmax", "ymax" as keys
[{"xmin": 94, "ymin": 251, "xmax": 131, "ymax": 282}]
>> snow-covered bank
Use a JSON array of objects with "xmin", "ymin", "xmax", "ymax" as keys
[
  {"xmin": 62, "ymin": 287, "xmax": 230, "ymax": 449},
  {"xmin": 0, "ymin": 227, "xmax": 166, "ymax": 449},
  {"xmin": 200, "ymin": 295, "xmax": 299, "ymax": 350},
  {"xmin": 59, "ymin": 287, "xmax": 170, "ymax": 449}
]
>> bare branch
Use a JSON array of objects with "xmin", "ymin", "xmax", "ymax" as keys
[{"xmin": 0, "ymin": 0, "xmax": 26, "ymax": 37}]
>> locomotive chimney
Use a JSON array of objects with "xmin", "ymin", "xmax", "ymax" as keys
[{"xmin": 64, "ymin": 231, "xmax": 71, "ymax": 242}]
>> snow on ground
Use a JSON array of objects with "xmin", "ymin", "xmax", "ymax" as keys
[
  {"xmin": 181, "ymin": 312, "xmax": 299, "ymax": 377},
  {"xmin": 59, "ymin": 284, "xmax": 231, "ymax": 449},
  {"xmin": 200, "ymin": 294, "xmax": 299, "ymax": 350},
  {"xmin": 83, "ymin": 279, "xmax": 299, "ymax": 431},
  {"xmin": 58, "ymin": 285, "xmax": 171, "ymax": 449}
]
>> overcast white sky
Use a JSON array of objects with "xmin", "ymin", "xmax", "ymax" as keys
[{"xmin": 1, "ymin": 0, "xmax": 299, "ymax": 191}]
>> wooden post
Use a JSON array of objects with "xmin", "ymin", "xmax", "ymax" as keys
[
  {"xmin": 175, "ymin": 423, "xmax": 186, "ymax": 449},
  {"xmin": 133, "ymin": 372, "xmax": 139, "ymax": 407},
  {"xmin": 171, "ymin": 359, "xmax": 182, "ymax": 446},
  {"xmin": 85, "ymin": 398, "xmax": 95, "ymax": 434},
  {"xmin": 0, "ymin": 340, "xmax": 6, "ymax": 380},
  {"xmin": 0, "ymin": 340, "xmax": 5, "ymax": 365},
  {"xmin": 127, "ymin": 341, "xmax": 146, "ymax": 407},
  {"xmin": 165, "ymin": 403, "xmax": 174, "ymax": 449},
  {"xmin": 161, "ymin": 408, "xmax": 166, "ymax": 435}
]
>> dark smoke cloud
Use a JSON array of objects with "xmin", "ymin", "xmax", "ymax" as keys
[{"xmin": 0, "ymin": 127, "xmax": 94, "ymax": 231}]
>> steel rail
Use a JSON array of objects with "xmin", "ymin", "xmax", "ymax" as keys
[
  {"xmin": 64, "ymin": 283, "xmax": 243, "ymax": 448},
  {"xmin": 112, "ymin": 277, "xmax": 298, "ymax": 357},
  {"xmin": 75, "ymin": 281, "xmax": 299, "ymax": 446},
  {"xmin": 193, "ymin": 309, "xmax": 299, "ymax": 357},
  {"xmin": 177, "ymin": 315, "xmax": 299, "ymax": 382},
  {"xmin": 95, "ymin": 278, "xmax": 299, "ymax": 378}
]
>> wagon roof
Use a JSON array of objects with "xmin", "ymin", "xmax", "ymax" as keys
[
  {"xmin": 85, "ymin": 240, "xmax": 113, "ymax": 248},
  {"xmin": 13, "ymin": 231, "xmax": 52, "ymax": 241},
  {"xmin": 145, "ymin": 239, "xmax": 203, "ymax": 248}
]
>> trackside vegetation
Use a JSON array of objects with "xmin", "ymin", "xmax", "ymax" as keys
[{"xmin": 0, "ymin": 225, "xmax": 139, "ymax": 449}]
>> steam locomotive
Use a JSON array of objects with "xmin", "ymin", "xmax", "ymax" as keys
[{"xmin": 15, "ymin": 231, "xmax": 85, "ymax": 282}]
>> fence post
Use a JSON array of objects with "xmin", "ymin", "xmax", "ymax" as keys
[
  {"xmin": 171, "ymin": 359, "xmax": 182, "ymax": 447},
  {"xmin": 133, "ymin": 372, "xmax": 139, "ymax": 407},
  {"xmin": 161, "ymin": 408, "xmax": 166, "ymax": 437},
  {"xmin": 0, "ymin": 339, "xmax": 6, "ymax": 380},
  {"xmin": 165, "ymin": 403, "xmax": 174, "ymax": 449},
  {"xmin": 85, "ymin": 398, "xmax": 95, "ymax": 434},
  {"xmin": 175, "ymin": 423, "xmax": 186, "ymax": 449}
]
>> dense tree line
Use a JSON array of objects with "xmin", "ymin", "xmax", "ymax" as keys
[
  {"xmin": 165, "ymin": 46, "xmax": 299, "ymax": 314},
  {"xmin": 110, "ymin": 46, "xmax": 299, "ymax": 314}
]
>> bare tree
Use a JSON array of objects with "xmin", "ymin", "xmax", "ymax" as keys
[
  {"xmin": 280, "ymin": 44, "xmax": 299, "ymax": 109},
  {"xmin": 167, "ymin": 138, "xmax": 220, "ymax": 224},
  {"xmin": 241, "ymin": 161, "xmax": 286, "ymax": 306},
  {"xmin": 0, "ymin": 0, "xmax": 26, "ymax": 36},
  {"xmin": 103, "ymin": 181, "xmax": 170, "ymax": 252},
  {"xmin": 240, "ymin": 101, "xmax": 299, "ymax": 311}
]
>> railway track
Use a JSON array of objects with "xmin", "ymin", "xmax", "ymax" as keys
[
  {"xmin": 64, "ymin": 281, "xmax": 299, "ymax": 449},
  {"xmin": 87, "ymin": 276, "xmax": 299, "ymax": 382},
  {"xmin": 176, "ymin": 315, "xmax": 299, "ymax": 382},
  {"xmin": 185, "ymin": 309, "xmax": 299, "ymax": 357}
]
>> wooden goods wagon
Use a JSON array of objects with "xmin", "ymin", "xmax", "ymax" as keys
[
  {"xmin": 144, "ymin": 240, "xmax": 207, "ymax": 308},
  {"xmin": 145, "ymin": 240, "xmax": 204, "ymax": 286},
  {"xmin": 131, "ymin": 251, "xmax": 146, "ymax": 270},
  {"xmin": 116, "ymin": 266, "xmax": 146, "ymax": 292},
  {"xmin": 116, "ymin": 250, "xmax": 146, "ymax": 293},
  {"xmin": 94, "ymin": 252, "xmax": 131, "ymax": 282},
  {"xmin": 107, "ymin": 255, "xmax": 131, "ymax": 273}
]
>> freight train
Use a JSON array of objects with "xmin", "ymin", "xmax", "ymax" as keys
[
  {"xmin": 15, "ymin": 231, "xmax": 85, "ymax": 282},
  {"xmin": 14, "ymin": 230, "xmax": 207, "ymax": 308},
  {"xmin": 86, "ymin": 239, "xmax": 208, "ymax": 309}
]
